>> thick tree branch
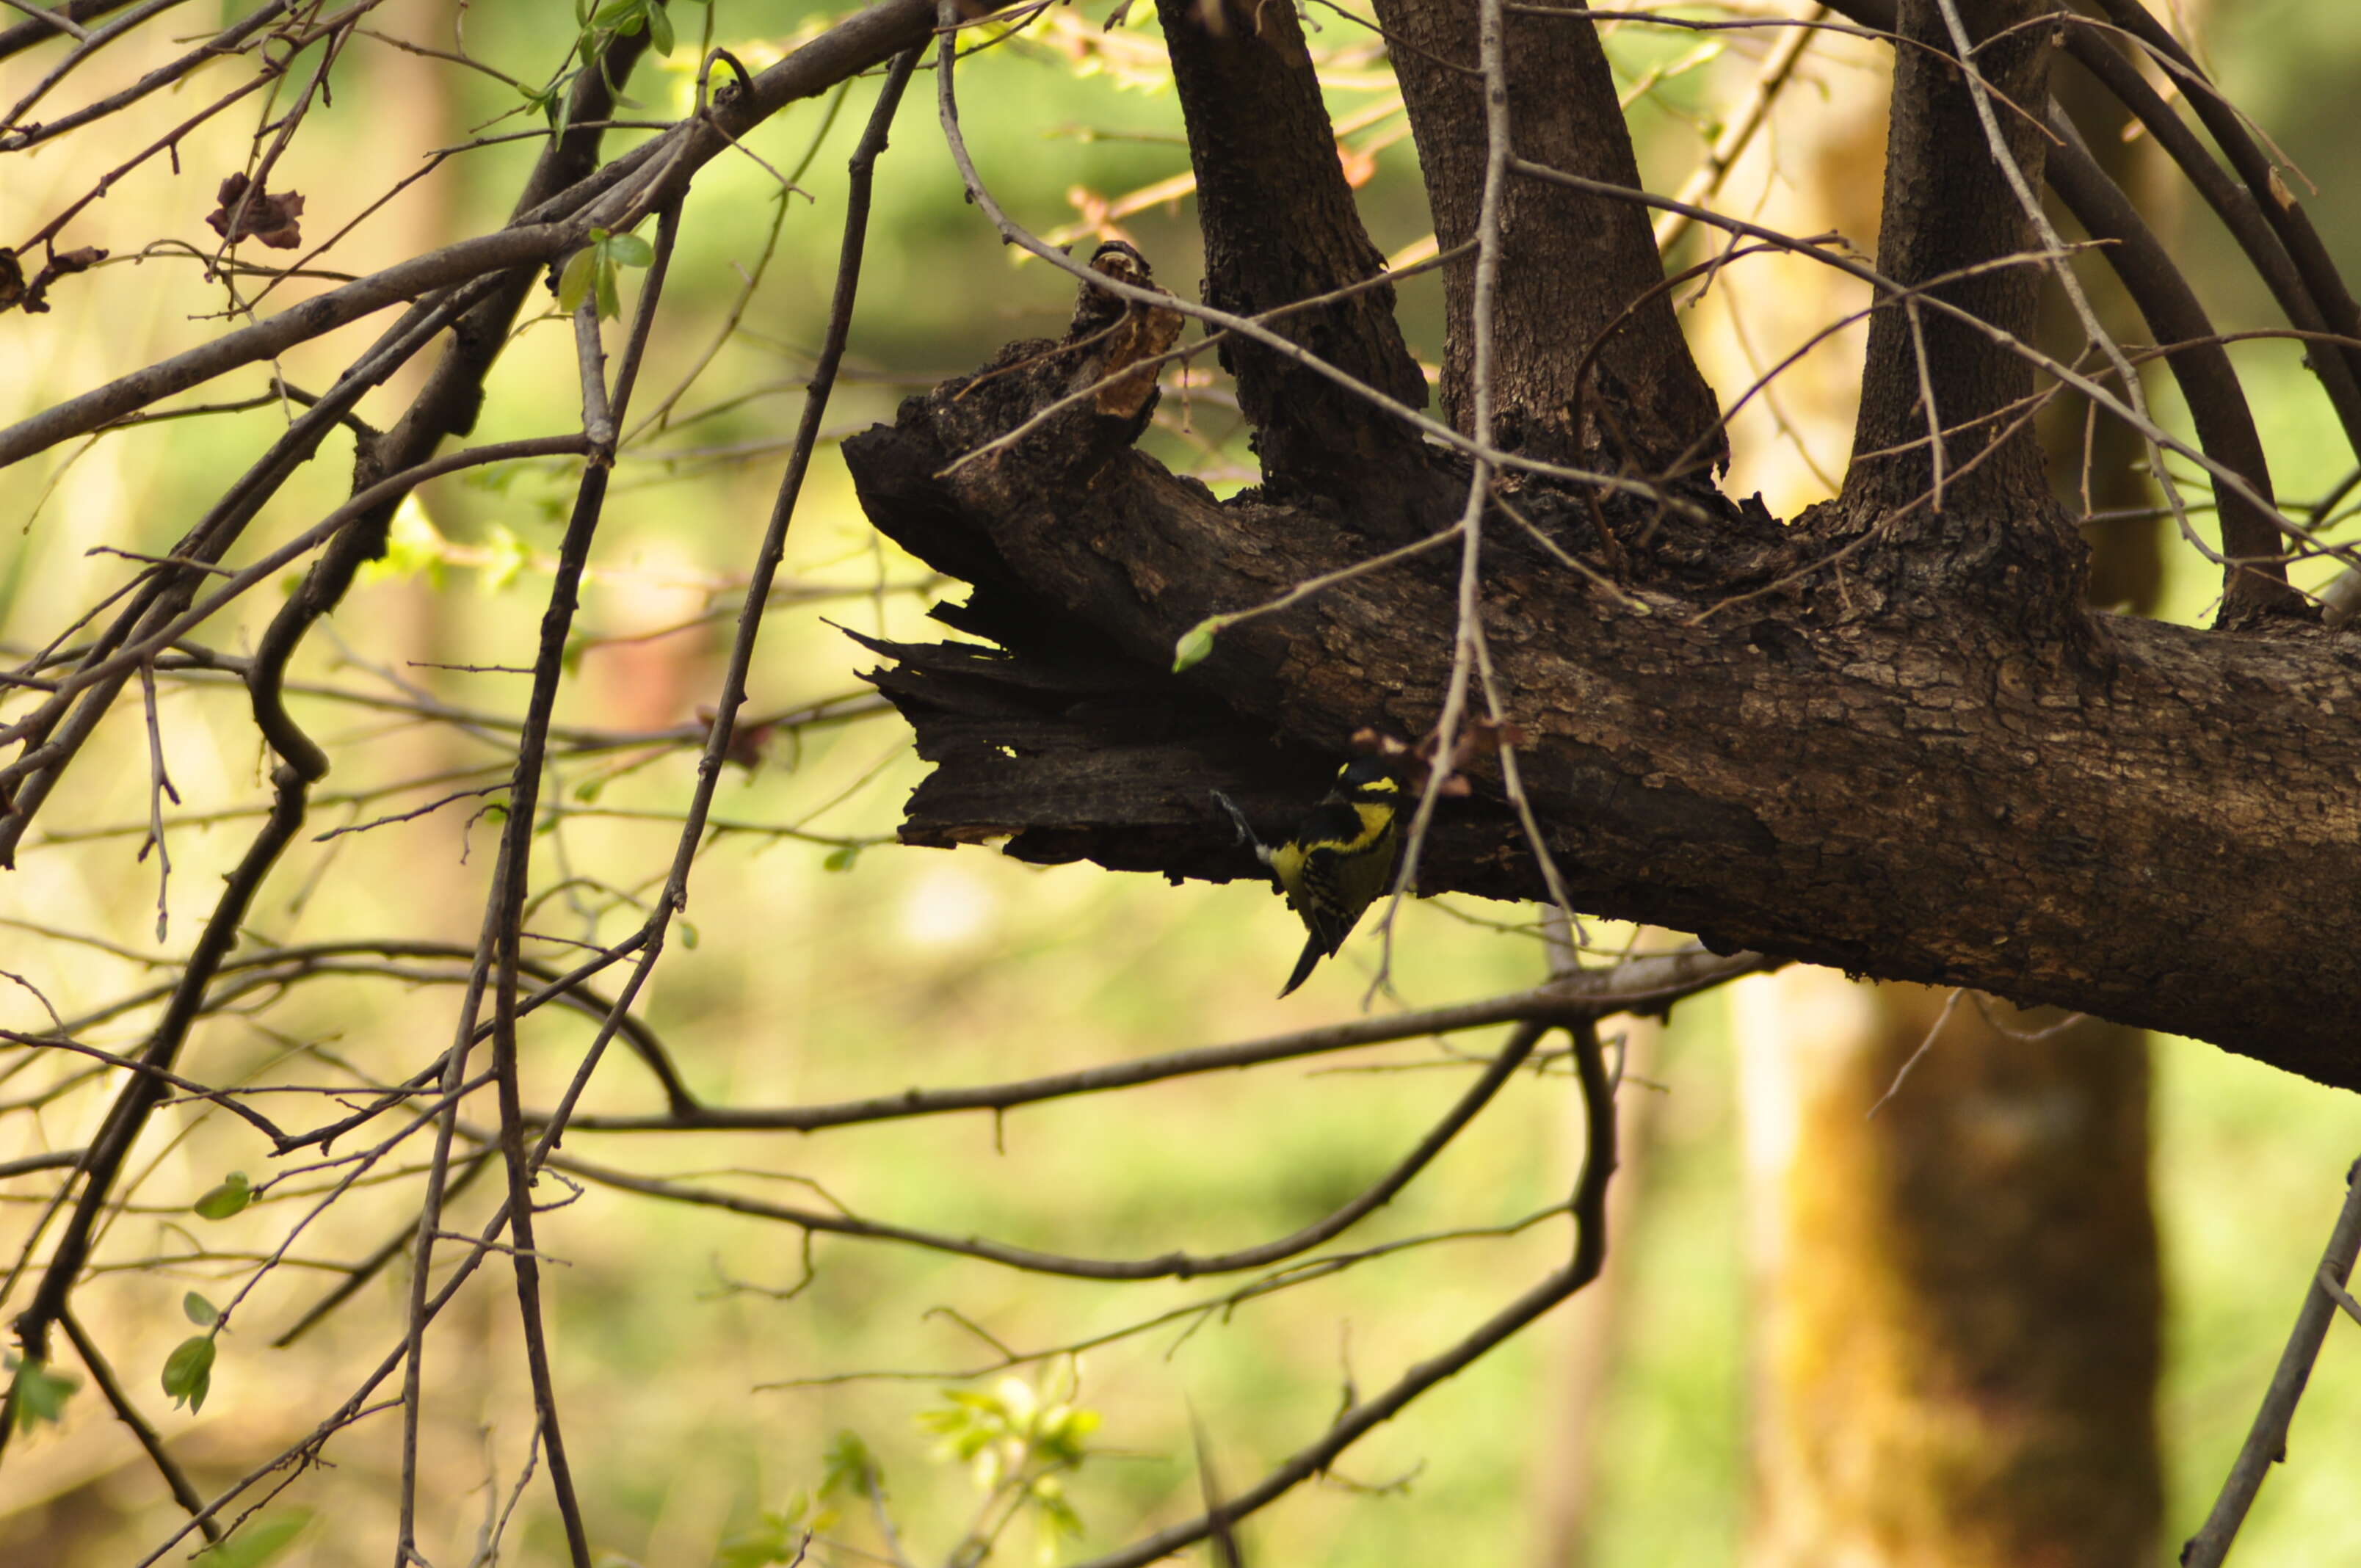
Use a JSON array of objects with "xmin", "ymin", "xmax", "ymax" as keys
[
  {"xmin": 1375, "ymin": 0, "xmax": 1726, "ymax": 476},
  {"xmin": 2050, "ymin": 14, "xmax": 2361, "ymax": 470},
  {"xmin": 1838, "ymin": 1, "xmax": 2070, "ymax": 544},
  {"xmin": 2085, "ymin": 0, "xmax": 2361, "ymax": 435},
  {"xmin": 1149, "ymin": 0, "xmax": 1447, "ymax": 529},
  {"xmin": 845, "ymin": 351, "xmax": 2361, "ymax": 1085},
  {"xmin": 2043, "ymin": 106, "xmax": 2294, "ymax": 618}
]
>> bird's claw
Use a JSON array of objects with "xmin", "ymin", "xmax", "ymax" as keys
[{"xmin": 1209, "ymin": 790, "xmax": 1263, "ymax": 855}]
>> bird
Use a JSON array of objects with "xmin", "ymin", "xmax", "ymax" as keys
[
  {"xmin": 1066, "ymin": 239, "xmax": 1183, "ymax": 419},
  {"xmin": 1213, "ymin": 757, "xmax": 1406, "ymax": 997},
  {"xmin": 1068, "ymin": 238, "xmax": 1156, "ymax": 339}
]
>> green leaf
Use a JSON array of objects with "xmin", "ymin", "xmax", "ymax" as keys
[
  {"xmin": 556, "ymin": 247, "xmax": 598, "ymax": 316},
  {"xmin": 183, "ymin": 1291, "xmax": 220, "ymax": 1326},
  {"xmin": 590, "ymin": 0, "xmax": 642, "ymax": 26},
  {"xmin": 819, "ymin": 1430, "xmax": 880, "ymax": 1498},
  {"xmin": 195, "ymin": 1509, "xmax": 311, "ymax": 1568},
  {"xmin": 1172, "ymin": 616, "xmax": 1225, "ymax": 672},
  {"xmin": 194, "ymin": 1172, "xmax": 251, "ymax": 1221},
  {"xmin": 822, "ymin": 845, "xmax": 858, "ymax": 873},
  {"xmin": 604, "ymin": 231, "xmax": 655, "ymax": 268},
  {"xmin": 645, "ymin": 1, "xmax": 674, "ymax": 57},
  {"xmin": 9, "ymin": 1357, "xmax": 79, "ymax": 1431},
  {"xmin": 593, "ymin": 255, "xmax": 622, "ymax": 322},
  {"xmin": 574, "ymin": 777, "xmax": 604, "ymax": 803},
  {"xmin": 717, "ymin": 1510, "xmax": 799, "ymax": 1568},
  {"xmin": 479, "ymin": 522, "xmax": 529, "ymax": 595},
  {"xmin": 942, "ymin": 1387, "xmax": 1004, "ymax": 1414},
  {"xmin": 358, "ymin": 495, "xmax": 446, "ymax": 590},
  {"xmin": 1031, "ymin": 1480, "xmax": 1084, "ymax": 1539},
  {"xmin": 161, "ymin": 1335, "xmax": 216, "ymax": 1413}
]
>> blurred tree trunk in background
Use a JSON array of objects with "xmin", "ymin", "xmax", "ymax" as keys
[
  {"xmin": 1536, "ymin": 1004, "xmax": 1664, "ymax": 1567},
  {"xmin": 1730, "ymin": 19, "xmax": 2169, "ymax": 1567},
  {"xmin": 1738, "ymin": 984, "xmax": 2159, "ymax": 1567}
]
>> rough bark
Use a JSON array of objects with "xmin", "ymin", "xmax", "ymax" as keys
[
  {"xmin": 1841, "ymin": 1, "xmax": 2056, "ymax": 516},
  {"xmin": 1152, "ymin": 0, "xmax": 1453, "ymax": 533},
  {"xmin": 1374, "ymin": 0, "xmax": 1727, "ymax": 476},
  {"xmin": 843, "ymin": 350, "xmax": 2361, "ymax": 1084},
  {"xmin": 1737, "ymin": 76, "xmax": 2164, "ymax": 1567},
  {"xmin": 841, "ymin": 1, "xmax": 2361, "ymax": 1088},
  {"xmin": 1818, "ymin": 0, "xmax": 2297, "ymax": 623}
]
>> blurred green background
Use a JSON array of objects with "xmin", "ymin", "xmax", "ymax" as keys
[{"xmin": 1, "ymin": 2, "xmax": 2358, "ymax": 1564}]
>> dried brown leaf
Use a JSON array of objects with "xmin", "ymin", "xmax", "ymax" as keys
[{"xmin": 207, "ymin": 173, "xmax": 305, "ymax": 250}]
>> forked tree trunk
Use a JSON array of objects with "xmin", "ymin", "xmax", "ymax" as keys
[
  {"xmin": 1738, "ymin": 38, "xmax": 2166, "ymax": 1562},
  {"xmin": 845, "ymin": 0, "xmax": 2361, "ymax": 1083}
]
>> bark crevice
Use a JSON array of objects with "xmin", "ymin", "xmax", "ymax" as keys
[{"xmin": 845, "ymin": 341, "xmax": 2361, "ymax": 1083}]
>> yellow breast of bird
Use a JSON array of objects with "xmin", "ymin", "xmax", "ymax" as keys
[{"xmin": 1269, "ymin": 841, "xmax": 1311, "ymax": 904}]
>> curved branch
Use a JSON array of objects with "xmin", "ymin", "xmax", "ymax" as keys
[
  {"xmin": 2043, "ymin": 106, "xmax": 2291, "ymax": 616},
  {"xmin": 2085, "ymin": 0, "xmax": 2361, "ymax": 436},
  {"xmin": 1065, "ymin": 1017, "xmax": 1617, "ymax": 1568},
  {"xmin": 2049, "ymin": 16, "xmax": 2361, "ymax": 471},
  {"xmin": 538, "ymin": 1020, "xmax": 1550, "ymax": 1282},
  {"xmin": 551, "ymin": 949, "xmax": 1768, "ymax": 1133}
]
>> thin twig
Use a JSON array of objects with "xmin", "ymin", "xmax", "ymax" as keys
[
  {"xmin": 0, "ymin": 0, "xmax": 90, "ymax": 40},
  {"xmin": 549, "ymin": 949, "xmax": 1768, "ymax": 1133},
  {"xmin": 2181, "ymin": 1155, "xmax": 2361, "ymax": 1567},
  {"xmin": 135, "ymin": 659, "xmax": 178, "ymax": 942},
  {"xmin": 1867, "ymin": 985, "xmax": 1963, "ymax": 1118},
  {"xmin": 1506, "ymin": 157, "xmax": 2309, "ymax": 559},
  {"xmin": 57, "ymin": 1309, "xmax": 225, "ymax": 1543},
  {"xmin": 527, "ymin": 1022, "xmax": 1551, "ymax": 1282},
  {"xmin": 1058, "ymin": 1016, "xmax": 1620, "ymax": 1568},
  {"xmin": 0, "ymin": 766, "xmax": 308, "ymax": 1452},
  {"xmin": 1652, "ymin": 5, "xmax": 1825, "ymax": 253}
]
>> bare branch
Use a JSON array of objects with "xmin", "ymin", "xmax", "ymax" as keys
[{"xmin": 2181, "ymin": 1156, "xmax": 2361, "ymax": 1566}]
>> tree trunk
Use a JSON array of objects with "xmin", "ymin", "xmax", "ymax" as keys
[{"xmin": 1738, "ymin": 976, "xmax": 2160, "ymax": 1568}]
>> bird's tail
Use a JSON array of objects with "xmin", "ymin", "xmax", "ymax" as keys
[{"xmin": 1277, "ymin": 930, "xmax": 1325, "ymax": 997}]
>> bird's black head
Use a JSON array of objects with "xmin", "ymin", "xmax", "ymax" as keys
[{"xmin": 1333, "ymin": 756, "xmax": 1405, "ymax": 802}]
